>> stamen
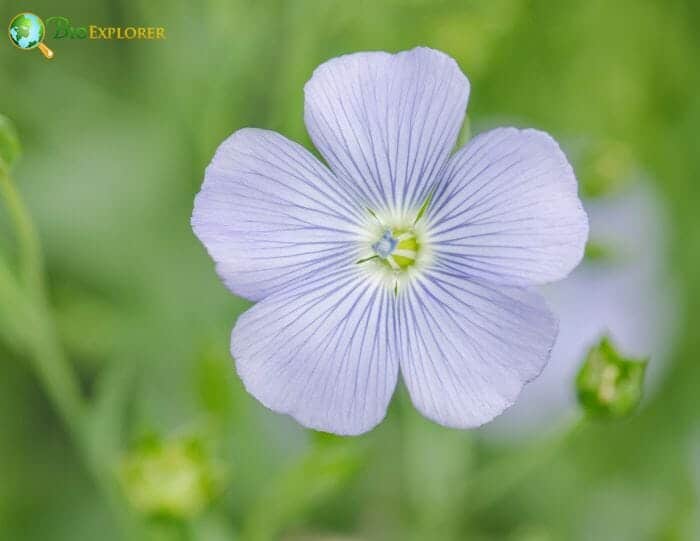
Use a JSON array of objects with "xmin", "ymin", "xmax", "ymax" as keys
[
  {"xmin": 393, "ymin": 249, "xmax": 416, "ymax": 259},
  {"xmin": 386, "ymin": 255, "xmax": 400, "ymax": 271}
]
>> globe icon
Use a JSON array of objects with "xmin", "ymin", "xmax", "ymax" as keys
[
  {"xmin": 8, "ymin": 13, "xmax": 44, "ymax": 49},
  {"xmin": 8, "ymin": 13, "xmax": 53, "ymax": 58}
]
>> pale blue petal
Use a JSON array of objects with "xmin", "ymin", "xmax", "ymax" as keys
[
  {"xmin": 428, "ymin": 128, "xmax": 588, "ymax": 286},
  {"xmin": 192, "ymin": 128, "xmax": 363, "ymax": 302},
  {"xmin": 488, "ymin": 183, "xmax": 678, "ymax": 437},
  {"xmin": 231, "ymin": 267, "xmax": 399, "ymax": 435},
  {"xmin": 304, "ymin": 47, "xmax": 470, "ymax": 215},
  {"xmin": 398, "ymin": 269, "xmax": 557, "ymax": 428}
]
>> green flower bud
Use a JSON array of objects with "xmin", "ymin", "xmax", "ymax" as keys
[
  {"xmin": 0, "ymin": 114, "xmax": 21, "ymax": 169},
  {"xmin": 119, "ymin": 434, "xmax": 223, "ymax": 519},
  {"xmin": 576, "ymin": 336, "xmax": 648, "ymax": 418}
]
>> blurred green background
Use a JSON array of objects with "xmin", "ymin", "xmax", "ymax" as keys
[{"xmin": 1, "ymin": 1, "xmax": 699, "ymax": 540}]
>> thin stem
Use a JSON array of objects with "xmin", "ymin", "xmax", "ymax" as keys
[
  {"xmin": 0, "ymin": 151, "xmax": 137, "ymax": 539},
  {"xmin": 465, "ymin": 417, "xmax": 586, "ymax": 517},
  {"xmin": 0, "ymin": 255, "xmax": 87, "ymax": 454},
  {"xmin": 32, "ymin": 311, "xmax": 88, "ymax": 440},
  {"xmin": 0, "ymin": 163, "xmax": 45, "ymax": 298},
  {"xmin": 0, "ymin": 164, "xmax": 84, "ymax": 440}
]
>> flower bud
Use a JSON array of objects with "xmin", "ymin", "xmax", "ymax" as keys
[
  {"xmin": 576, "ymin": 336, "xmax": 647, "ymax": 418},
  {"xmin": 119, "ymin": 434, "xmax": 223, "ymax": 519}
]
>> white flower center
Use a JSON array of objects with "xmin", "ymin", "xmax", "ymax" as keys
[
  {"xmin": 370, "ymin": 228, "xmax": 419, "ymax": 271},
  {"xmin": 357, "ymin": 201, "xmax": 434, "ymax": 293}
]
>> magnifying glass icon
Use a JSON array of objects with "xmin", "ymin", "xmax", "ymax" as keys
[{"xmin": 8, "ymin": 13, "xmax": 54, "ymax": 59}]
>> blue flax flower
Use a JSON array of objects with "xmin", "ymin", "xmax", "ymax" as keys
[{"xmin": 192, "ymin": 47, "xmax": 589, "ymax": 435}]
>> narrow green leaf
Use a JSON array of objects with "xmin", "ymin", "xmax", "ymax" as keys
[
  {"xmin": 0, "ymin": 114, "xmax": 21, "ymax": 169},
  {"xmin": 83, "ymin": 361, "xmax": 136, "ymax": 466},
  {"xmin": 243, "ymin": 437, "xmax": 365, "ymax": 541}
]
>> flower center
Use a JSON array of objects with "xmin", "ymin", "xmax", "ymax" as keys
[
  {"xmin": 356, "ymin": 190, "xmax": 435, "ymax": 294},
  {"xmin": 371, "ymin": 228, "xmax": 419, "ymax": 271}
]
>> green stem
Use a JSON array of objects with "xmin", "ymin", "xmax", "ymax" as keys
[
  {"xmin": 0, "ymin": 163, "xmax": 45, "ymax": 298},
  {"xmin": 400, "ymin": 390, "xmax": 473, "ymax": 541},
  {"xmin": 0, "ymin": 155, "xmax": 137, "ymax": 539},
  {"xmin": 466, "ymin": 417, "xmax": 586, "ymax": 516},
  {"xmin": 31, "ymin": 309, "xmax": 87, "ymax": 440},
  {"xmin": 0, "ymin": 258, "xmax": 89, "ymax": 473},
  {"xmin": 0, "ymin": 164, "xmax": 84, "ymax": 442}
]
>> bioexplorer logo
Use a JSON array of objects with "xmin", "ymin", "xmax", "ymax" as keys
[
  {"xmin": 8, "ymin": 13, "xmax": 54, "ymax": 58},
  {"xmin": 8, "ymin": 13, "xmax": 166, "ymax": 59}
]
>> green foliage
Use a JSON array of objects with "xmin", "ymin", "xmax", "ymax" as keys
[
  {"xmin": 243, "ymin": 436, "xmax": 365, "ymax": 540},
  {"xmin": 402, "ymin": 410, "xmax": 473, "ymax": 540},
  {"xmin": 0, "ymin": 0, "xmax": 697, "ymax": 539},
  {"xmin": 583, "ymin": 240, "xmax": 616, "ymax": 263},
  {"xmin": 0, "ymin": 115, "xmax": 21, "ymax": 169},
  {"xmin": 576, "ymin": 336, "xmax": 648, "ymax": 419},
  {"xmin": 195, "ymin": 347, "xmax": 236, "ymax": 417},
  {"xmin": 577, "ymin": 140, "xmax": 635, "ymax": 199}
]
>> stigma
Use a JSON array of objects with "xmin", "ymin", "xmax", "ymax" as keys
[
  {"xmin": 372, "ymin": 230, "xmax": 398, "ymax": 258},
  {"xmin": 371, "ymin": 228, "xmax": 418, "ymax": 271}
]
